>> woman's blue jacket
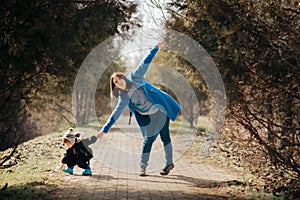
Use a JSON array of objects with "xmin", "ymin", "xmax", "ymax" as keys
[{"xmin": 101, "ymin": 45, "xmax": 181, "ymax": 133}]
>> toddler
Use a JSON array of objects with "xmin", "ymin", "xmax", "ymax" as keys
[{"xmin": 54, "ymin": 128, "xmax": 97, "ymax": 175}]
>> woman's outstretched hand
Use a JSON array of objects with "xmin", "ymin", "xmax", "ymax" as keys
[
  {"xmin": 96, "ymin": 132, "xmax": 105, "ymax": 139},
  {"xmin": 157, "ymin": 41, "xmax": 163, "ymax": 48}
]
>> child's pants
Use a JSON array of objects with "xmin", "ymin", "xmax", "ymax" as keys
[{"xmin": 63, "ymin": 155, "xmax": 90, "ymax": 169}]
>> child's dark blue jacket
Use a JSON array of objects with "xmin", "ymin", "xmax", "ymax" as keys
[{"xmin": 62, "ymin": 135, "xmax": 97, "ymax": 168}]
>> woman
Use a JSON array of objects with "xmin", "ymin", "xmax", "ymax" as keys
[{"xmin": 97, "ymin": 41, "xmax": 181, "ymax": 176}]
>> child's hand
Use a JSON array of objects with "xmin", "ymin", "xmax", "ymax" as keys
[
  {"xmin": 53, "ymin": 163, "xmax": 63, "ymax": 173},
  {"xmin": 50, "ymin": 164, "xmax": 63, "ymax": 176},
  {"xmin": 96, "ymin": 132, "xmax": 105, "ymax": 139}
]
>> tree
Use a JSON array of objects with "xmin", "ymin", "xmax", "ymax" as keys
[
  {"xmin": 0, "ymin": 0, "xmax": 139, "ymax": 152},
  {"xmin": 165, "ymin": 0, "xmax": 299, "ymax": 196}
]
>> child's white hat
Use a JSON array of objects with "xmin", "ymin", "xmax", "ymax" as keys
[{"xmin": 63, "ymin": 128, "xmax": 77, "ymax": 146}]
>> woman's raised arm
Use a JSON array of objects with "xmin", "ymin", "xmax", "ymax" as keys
[{"xmin": 131, "ymin": 42, "xmax": 163, "ymax": 78}]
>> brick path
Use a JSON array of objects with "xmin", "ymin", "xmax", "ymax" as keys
[{"xmin": 47, "ymin": 118, "xmax": 239, "ymax": 200}]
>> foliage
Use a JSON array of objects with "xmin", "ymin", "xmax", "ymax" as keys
[
  {"xmin": 164, "ymin": 0, "xmax": 300, "ymax": 197},
  {"xmin": 0, "ymin": 0, "xmax": 139, "ymax": 151}
]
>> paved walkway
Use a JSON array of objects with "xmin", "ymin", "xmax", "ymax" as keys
[{"xmin": 47, "ymin": 118, "xmax": 240, "ymax": 200}]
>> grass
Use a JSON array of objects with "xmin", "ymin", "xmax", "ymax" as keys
[
  {"xmin": 169, "ymin": 115, "xmax": 210, "ymax": 135},
  {"xmin": 0, "ymin": 131, "xmax": 65, "ymax": 200}
]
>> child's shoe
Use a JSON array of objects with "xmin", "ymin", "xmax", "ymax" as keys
[
  {"xmin": 82, "ymin": 168, "xmax": 92, "ymax": 176},
  {"xmin": 62, "ymin": 167, "xmax": 74, "ymax": 175}
]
